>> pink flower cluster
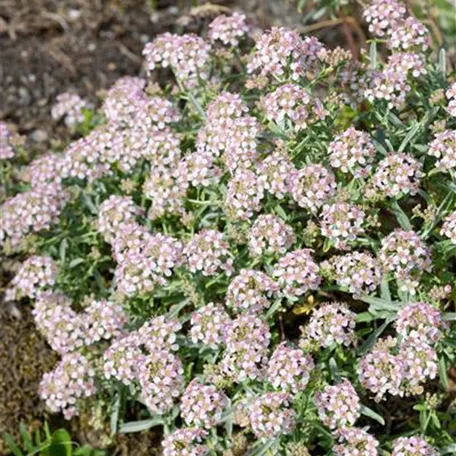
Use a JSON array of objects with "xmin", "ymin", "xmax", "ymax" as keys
[
  {"xmin": 442, "ymin": 210, "xmax": 456, "ymax": 244},
  {"xmin": 328, "ymin": 127, "xmax": 377, "ymax": 178},
  {"xmin": 327, "ymin": 252, "xmax": 382, "ymax": 298},
  {"xmin": 143, "ymin": 33, "xmax": 211, "ymax": 85},
  {"xmin": 248, "ymin": 214, "xmax": 295, "ymax": 257},
  {"xmin": 302, "ymin": 302, "xmax": 356, "ymax": 348},
  {"xmin": 0, "ymin": 121, "xmax": 17, "ymax": 160},
  {"xmin": 103, "ymin": 333, "xmax": 141, "ymax": 385},
  {"xmin": 162, "ymin": 428, "xmax": 208, "ymax": 456},
  {"xmin": 395, "ymin": 302, "xmax": 447, "ymax": 343},
  {"xmin": 144, "ymin": 166, "xmax": 187, "ymax": 220},
  {"xmin": 226, "ymin": 169, "xmax": 264, "ymax": 220},
  {"xmin": 259, "ymin": 83, "xmax": 327, "ymax": 131},
  {"xmin": 97, "ymin": 195, "xmax": 143, "ymax": 243},
  {"xmin": 208, "ymin": 12, "xmax": 249, "ymax": 47},
  {"xmin": 427, "ymin": 130, "xmax": 456, "ymax": 173},
  {"xmin": 446, "ymin": 82, "xmax": 456, "ymax": 117},
  {"xmin": 51, "ymin": 92, "xmax": 91, "ymax": 127},
  {"xmin": 273, "ymin": 249, "xmax": 321, "ymax": 297},
  {"xmin": 333, "ymin": 427, "xmax": 379, "ymax": 456},
  {"xmin": 257, "ymin": 148, "xmax": 295, "ymax": 198},
  {"xmin": 248, "ymin": 392, "xmax": 296, "ymax": 439},
  {"xmin": 184, "ymin": 229, "xmax": 233, "ymax": 276},
  {"xmin": 5, "ymin": 255, "xmax": 58, "ymax": 301},
  {"xmin": 83, "ymin": 299, "xmax": 128, "ymax": 345},
  {"xmin": 33, "ymin": 292, "xmax": 85, "ymax": 354},
  {"xmin": 360, "ymin": 302, "xmax": 445, "ymax": 400},
  {"xmin": 320, "ymin": 202, "xmax": 365, "ymax": 249},
  {"xmin": 379, "ymin": 230, "xmax": 431, "ymax": 293},
  {"xmin": 40, "ymin": 352, "xmax": 96, "ymax": 419},
  {"xmin": 290, "ymin": 165, "xmax": 336, "ymax": 212},
  {"xmin": 226, "ymin": 269, "xmax": 278, "ymax": 314},
  {"xmin": 391, "ymin": 436, "xmax": 438, "ymax": 456},
  {"xmin": 138, "ymin": 316, "xmax": 182, "ymax": 353},
  {"xmin": 0, "ymin": 183, "xmax": 69, "ymax": 249},
  {"xmin": 190, "ymin": 303, "xmax": 231, "ymax": 347},
  {"xmin": 247, "ymin": 27, "xmax": 323, "ymax": 81},
  {"xmin": 180, "ymin": 379, "xmax": 228, "ymax": 428},
  {"xmin": 359, "ymin": 336, "xmax": 404, "ymax": 401},
  {"xmin": 33, "ymin": 292, "xmax": 127, "ymax": 355},
  {"xmin": 20, "ymin": 153, "xmax": 64, "ymax": 188},
  {"xmin": 221, "ymin": 314, "xmax": 271, "ymax": 382},
  {"xmin": 315, "ymin": 379, "xmax": 361, "ymax": 429},
  {"xmin": 267, "ymin": 342, "xmax": 314, "ymax": 394},
  {"xmin": 372, "ymin": 152, "xmax": 423, "ymax": 198},
  {"xmin": 137, "ymin": 350, "xmax": 185, "ymax": 414},
  {"xmin": 364, "ymin": 0, "xmax": 429, "ymax": 51},
  {"xmin": 112, "ymin": 228, "xmax": 183, "ymax": 297}
]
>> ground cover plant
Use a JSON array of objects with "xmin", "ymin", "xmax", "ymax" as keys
[{"xmin": 1, "ymin": 0, "xmax": 456, "ymax": 454}]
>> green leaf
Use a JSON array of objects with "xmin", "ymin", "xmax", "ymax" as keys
[
  {"xmin": 297, "ymin": 0, "xmax": 308, "ymax": 13},
  {"xmin": 49, "ymin": 429, "xmax": 72, "ymax": 456},
  {"xmin": 247, "ymin": 439, "xmax": 276, "ymax": 456},
  {"xmin": 398, "ymin": 123, "xmax": 420, "ymax": 152},
  {"xmin": 358, "ymin": 318, "xmax": 394, "ymax": 355},
  {"xmin": 439, "ymin": 357, "xmax": 449, "ymax": 390},
  {"xmin": 380, "ymin": 278, "xmax": 392, "ymax": 302},
  {"xmin": 82, "ymin": 194, "xmax": 98, "ymax": 215},
  {"xmin": 265, "ymin": 299, "xmax": 283, "ymax": 319},
  {"xmin": 439, "ymin": 48, "xmax": 446, "ymax": 74},
  {"xmin": 274, "ymin": 204, "xmax": 288, "ymax": 221},
  {"xmin": 369, "ymin": 42, "xmax": 377, "ymax": 69},
  {"xmin": 356, "ymin": 312, "xmax": 375, "ymax": 323},
  {"xmin": 441, "ymin": 444, "xmax": 456, "ymax": 455},
  {"xmin": 444, "ymin": 312, "xmax": 456, "ymax": 321},
  {"xmin": 390, "ymin": 200, "xmax": 412, "ymax": 230},
  {"xmin": 329, "ymin": 358, "xmax": 341, "ymax": 383},
  {"xmin": 373, "ymin": 139, "xmax": 388, "ymax": 156},
  {"xmin": 360, "ymin": 296, "xmax": 401, "ymax": 312},
  {"xmin": 19, "ymin": 422, "xmax": 34, "ymax": 452},
  {"xmin": 2, "ymin": 433, "xmax": 24, "ymax": 456},
  {"xmin": 118, "ymin": 418, "xmax": 164, "ymax": 433},
  {"xmin": 59, "ymin": 238, "xmax": 68, "ymax": 263},
  {"xmin": 110, "ymin": 393, "xmax": 121, "ymax": 436},
  {"xmin": 360, "ymin": 405, "xmax": 385, "ymax": 425},
  {"xmin": 69, "ymin": 258, "xmax": 85, "ymax": 268},
  {"xmin": 44, "ymin": 422, "xmax": 52, "ymax": 440},
  {"xmin": 388, "ymin": 112, "xmax": 404, "ymax": 127}
]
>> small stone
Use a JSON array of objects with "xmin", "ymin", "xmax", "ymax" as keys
[
  {"xmin": 18, "ymin": 87, "xmax": 32, "ymax": 106},
  {"xmin": 30, "ymin": 129, "xmax": 48, "ymax": 143}
]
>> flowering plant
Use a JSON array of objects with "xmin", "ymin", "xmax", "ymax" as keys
[{"xmin": 2, "ymin": 1, "xmax": 456, "ymax": 455}]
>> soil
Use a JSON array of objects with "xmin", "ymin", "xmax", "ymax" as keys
[
  {"xmin": 0, "ymin": 0, "xmax": 174, "ymax": 153},
  {"xmin": 0, "ymin": 299, "xmax": 59, "ymax": 453}
]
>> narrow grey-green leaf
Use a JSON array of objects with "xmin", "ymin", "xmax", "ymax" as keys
[
  {"xmin": 390, "ymin": 200, "xmax": 412, "ymax": 231},
  {"xmin": 360, "ymin": 296, "xmax": 401, "ymax": 312},
  {"xmin": 439, "ymin": 357, "xmax": 449, "ymax": 389},
  {"xmin": 441, "ymin": 444, "xmax": 456, "ymax": 455},
  {"xmin": 119, "ymin": 418, "xmax": 164, "ymax": 433},
  {"xmin": 360, "ymin": 405, "xmax": 385, "ymax": 425},
  {"xmin": 398, "ymin": 124, "xmax": 420, "ymax": 152},
  {"xmin": 110, "ymin": 393, "xmax": 121, "ymax": 436},
  {"xmin": 369, "ymin": 42, "xmax": 377, "ymax": 69},
  {"xmin": 329, "ymin": 358, "xmax": 341, "ymax": 383},
  {"xmin": 439, "ymin": 48, "xmax": 446, "ymax": 74},
  {"xmin": 358, "ymin": 318, "xmax": 394, "ymax": 355}
]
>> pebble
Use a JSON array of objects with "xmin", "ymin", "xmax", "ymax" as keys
[
  {"xmin": 30, "ymin": 129, "xmax": 48, "ymax": 143},
  {"xmin": 18, "ymin": 87, "xmax": 32, "ymax": 106}
]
